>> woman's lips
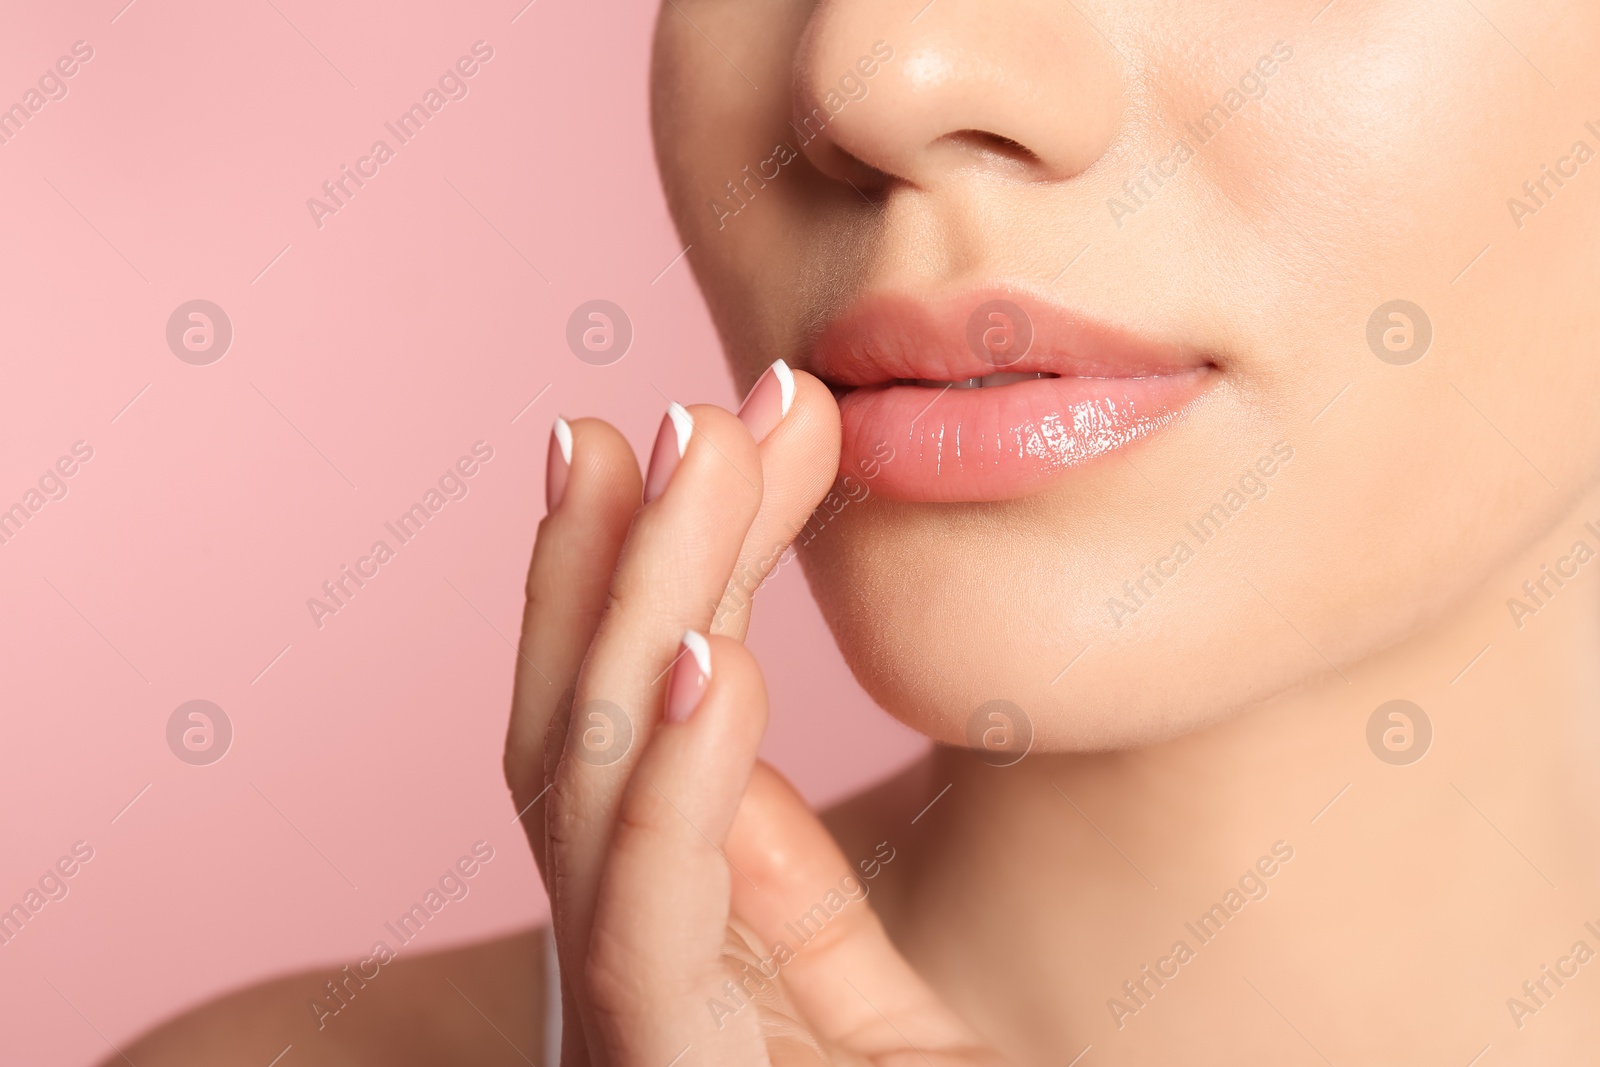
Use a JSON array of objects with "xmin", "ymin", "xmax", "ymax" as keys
[
  {"xmin": 837, "ymin": 370, "xmax": 1212, "ymax": 501},
  {"xmin": 807, "ymin": 292, "xmax": 1216, "ymax": 502}
]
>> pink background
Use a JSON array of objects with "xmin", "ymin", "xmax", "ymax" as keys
[{"xmin": 0, "ymin": 2, "xmax": 926, "ymax": 1062}]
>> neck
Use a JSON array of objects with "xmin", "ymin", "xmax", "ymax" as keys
[{"xmin": 893, "ymin": 496, "xmax": 1600, "ymax": 1061}]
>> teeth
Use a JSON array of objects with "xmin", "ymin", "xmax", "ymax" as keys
[
  {"xmin": 979, "ymin": 372, "xmax": 1053, "ymax": 387},
  {"xmin": 902, "ymin": 372, "xmax": 1056, "ymax": 388}
]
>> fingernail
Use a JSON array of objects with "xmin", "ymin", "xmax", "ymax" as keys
[
  {"xmin": 546, "ymin": 416, "xmax": 572, "ymax": 512},
  {"xmin": 665, "ymin": 630, "xmax": 711, "ymax": 723},
  {"xmin": 737, "ymin": 359, "xmax": 795, "ymax": 443},
  {"xmin": 643, "ymin": 402, "xmax": 693, "ymax": 503}
]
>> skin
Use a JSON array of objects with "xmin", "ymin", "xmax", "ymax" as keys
[{"xmin": 114, "ymin": 0, "xmax": 1600, "ymax": 1064}]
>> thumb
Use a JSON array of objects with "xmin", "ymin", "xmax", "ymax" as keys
[{"xmin": 726, "ymin": 763, "xmax": 994, "ymax": 1059}]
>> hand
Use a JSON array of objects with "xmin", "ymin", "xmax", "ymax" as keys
[{"xmin": 503, "ymin": 365, "xmax": 1002, "ymax": 1065}]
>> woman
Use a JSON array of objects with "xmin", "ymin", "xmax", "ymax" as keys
[{"xmin": 119, "ymin": 0, "xmax": 1600, "ymax": 1063}]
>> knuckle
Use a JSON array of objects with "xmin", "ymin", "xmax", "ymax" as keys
[
  {"xmin": 583, "ymin": 928, "xmax": 651, "ymax": 1021},
  {"xmin": 793, "ymin": 896, "xmax": 884, "ymax": 965},
  {"xmin": 524, "ymin": 572, "xmax": 569, "ymax": 627},
  {"xmin": 592, "ymin": 581, "xmax": 682, "ymax": 656},
  {"xmin": 524, "ymin": 523, "xmax": 567, "ymax": 603},
  {"xmin": 543, "ymin": 773, "xmax": 587, "ymax": 854},
  {"xmin": 502, "ymin": 745, "xmax": 535, "ymax": 800},
  {"xmin": 542, "ymin": 691, "xmax": 574, "ymax": 780},
  {"xmin": 582, "ymin": 917, "xmax": 705, "ymax": 1027},
  {"xmin": 610, "ymin": 782, "xmax": 678, "ymax": 847}
]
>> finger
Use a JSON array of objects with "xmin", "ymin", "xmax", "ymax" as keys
[
  {"xmin": 585, "ymin": 634, "xmax": 776, "ymax": 1064},
  {"xmin": 589, "ymin": 637, "xmax": 833, "ymax": 1067},
  {"xmin": 726, "ymin": 764, "xmax": 994, "ymax": 1060},
  {"xmin": 548, "ymin": 402, "xmax": 765, "ymax": 1053},
  {"xmin": 713, "ymin": 364, "xmax": 842, "ymax": 640},
  {"xmin": 504, "ymin": 416, "xmax": 642, "ymax": 880}
]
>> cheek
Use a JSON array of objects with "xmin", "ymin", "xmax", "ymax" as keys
[
  {"xmin": 1140, "ymin": 9, "xmax": 1600, "ymax": 677},
  {"xmin": 651, "ymin": 0, "xmax": 832, "ymax": 376},
  {"xmin": 651, "ymin": 0, "xmax": 811, "ymax": 228},
  {"xmin": 1288, "ymin": 19, "xmax": 1600, "ymax": 586}
]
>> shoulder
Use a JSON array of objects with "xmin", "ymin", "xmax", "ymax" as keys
[{"xmin": 108, "ymin": 927, "xmax": 550, "ymax": 1066}]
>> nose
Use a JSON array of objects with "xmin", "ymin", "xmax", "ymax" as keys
[{"xmin": 791, "ymin": 0, "xmax": 1126, "ymax": 190}]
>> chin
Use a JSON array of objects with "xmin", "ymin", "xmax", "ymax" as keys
[
  {"xmin": 798, "ymin": 499, "xmax": 1268, "ymax": 754},
  {"xmin": 793, "ymin": 447, "xmax": 1505, "ymax": 756}
]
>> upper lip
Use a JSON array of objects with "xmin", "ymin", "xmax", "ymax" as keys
[{"xmin": 804, "ymin": 288, "xmax": 1213, "ymax": 388}]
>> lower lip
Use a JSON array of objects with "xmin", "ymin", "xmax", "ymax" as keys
[{"xmin": 838, "ymin": 370, "xmax": 1213, "ymax": 502}]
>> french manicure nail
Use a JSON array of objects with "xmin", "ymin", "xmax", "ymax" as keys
[
  {"xmin": 737, "ymin": 359, "xmax": 795, "ymax": 443},
  {"xmin": 665, "ymin": 630, "xmax": 711, "ymax": 723},
  {"xmin": 643, "ymin": 401, "xmax": 693, "ymax": 503},
  {"xmin": 546, "ymin": 416, "xmax": 572, "ymax": 512}
]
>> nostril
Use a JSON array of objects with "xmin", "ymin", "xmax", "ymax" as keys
[
  {"xmin": 809, "ymin": 141, "xmax": 896, "ymax": 196},
  {"xmin": 941, "ymin": 129, "xmax": 1042, "ymax": 166}
]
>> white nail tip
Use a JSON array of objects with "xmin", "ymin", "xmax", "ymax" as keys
[
  {"xmin": 666, "ymin": 402, "xmax": 693, "ymax": 456},
  {"xmin": 682, "ymin": 629, "xmax": 712, "ymax": 679},
  {"xmin": 772, "ymin": 359, "xmax": 795, "ymax": 418},
  {"xmin": 552, "ymin": 416, "xmax": 573, "ymax": 464}
]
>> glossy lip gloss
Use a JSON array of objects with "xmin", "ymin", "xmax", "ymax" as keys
[{"xmin": 807, "ymin": 290, "xmax": 1216, "ymax": 502}]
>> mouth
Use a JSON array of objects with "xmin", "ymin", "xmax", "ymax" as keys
[
  {"xmin": 889, "ymin": 371, "xmax": 1062, "ymax": 389},
  {"xmin": 806, "ymin": 290, "xmax": 1218, "ymax": 502}
]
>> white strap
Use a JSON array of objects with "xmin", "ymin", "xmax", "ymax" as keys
[{"xmin": 543, "ymin": 927, "xmax": 563, "ymax": 1066}]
